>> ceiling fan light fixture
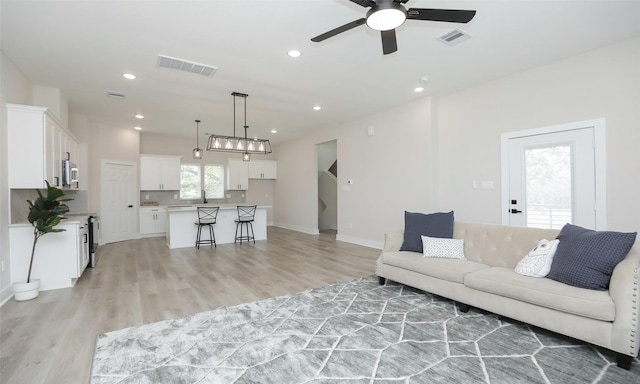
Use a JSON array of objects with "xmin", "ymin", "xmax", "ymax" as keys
[{"xmin": 366, "ymin": 2, "xmax": 407, "ymax": 31}]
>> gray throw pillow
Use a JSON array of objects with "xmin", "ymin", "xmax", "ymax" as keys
[
  {"xmin": 399, "ymin": 211, "xmax": 454, "ymax": 253},
  {"xmin": 547, "ymin": 223, "xmax": 637, "ymax": 290}
]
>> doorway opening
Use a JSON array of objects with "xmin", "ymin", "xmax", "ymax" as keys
[{"xmin": 317, "ymin": 140, "xmax": 337, "ymax": 235}]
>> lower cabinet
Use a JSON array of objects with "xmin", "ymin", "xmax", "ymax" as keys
[
  {"xmin": 140, "ymin": 207, "xmax": 167, "ymax": 236},
  {"xmin": 9, "ymin": 220, "xmax": 89, "ymax": 291}
]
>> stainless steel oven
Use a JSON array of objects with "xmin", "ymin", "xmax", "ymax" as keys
[{"xmin": 88, "ymin": 215, "xmax": 99, "ymax": 267}]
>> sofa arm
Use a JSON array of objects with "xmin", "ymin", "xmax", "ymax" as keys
[
  {"xmin": 382, "ymin": 230, "xmax": 404, "ymax": 253},
  {"xmin": 609, "ymin": 244, "xmax": 640, "ymax": 357}
]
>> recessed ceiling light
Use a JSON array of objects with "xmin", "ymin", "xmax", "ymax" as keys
[
  {"xmin": 313, "ymin": 106, "xmax": 321, "ymax": 111},
  {"xmin": 414, "ymin": 87, "xmax": 424, "ymax": 93},
  {"xmin": 134, "ymin": 126, "xmax": 142, "ymax": 131},
  {"xmin": 270, "ymin": 129, "xmax": 277, "ymax": 134},
  {"xmin": 135, "ymin": 114, "xmax": 144, "ymax": 119},
  {"xmin": 287, "ymin": 50, "xmax": 301, "ymax": 58},
  {"xmin": 122, "ymin": 73, "xmax": 136, "ymax": 80}
]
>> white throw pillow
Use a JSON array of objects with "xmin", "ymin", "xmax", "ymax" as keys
[
  {"xmin": 514, "ymin": 239, "xmax": 560, "ymax": 277},
  {"xmin": 421, "ymin": 236, "xmax": 466, "ymax": 260}
]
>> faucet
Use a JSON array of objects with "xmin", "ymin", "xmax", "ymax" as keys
[{"xmin": 202, "ymin": 190, "xmax": 208, "ymax": 204}]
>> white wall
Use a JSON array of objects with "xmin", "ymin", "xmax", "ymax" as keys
[
  {"xmin": 33, "ymin": 85, "xmax": 68, "ymax": 128},
  {"xmin": 89, "ymin": 123, "xmax": 140, "ymax": 212},
  {"xmin": 436, "ymin": 36, "xmax": 640, "ymax": 232},
  {"xmin": 274, "ymin": 36, "xmax": 640, "ymax": 249},
  {"xmin": 274, "ymin": 97, "xmax": 437, "ymax": 247},
  {"xmin": 0, "ymin": 52, "xmax": 34, "ymax": 302}
]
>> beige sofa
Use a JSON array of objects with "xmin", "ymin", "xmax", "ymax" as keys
[{"xmin": 376, "ymin": 221, "xmax": 640, "ymax": 369}]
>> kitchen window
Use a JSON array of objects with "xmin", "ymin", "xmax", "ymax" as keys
[{"xmin": 180, "ymin": 164, "xmax": 224, "ymax": 199}]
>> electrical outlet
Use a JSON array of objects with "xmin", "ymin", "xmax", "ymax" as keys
[
  {"xmin": 1, "ymin": 260, "xmax": 5, "ymax": 272},
  {"xmin": 145, "ymin": 194, "xmax": 150, "ymax": 200},
  {"xmin": 173, "ymin": 194, "xmax": 178, "ymax": 199},
  {"xmin": 226, "ymin": 194, "xmax": 231, "ymax": 199},
  {"xmin": 241, "ymin": 193, "xmax": 245, "ymax": 198}
]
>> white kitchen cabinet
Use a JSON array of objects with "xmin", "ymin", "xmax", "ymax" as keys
[
  {"xmin": 140, "ymin": 155, "xmax": 181, "ymax": 190},
  {"xmin": 140, "ymin": 207, "xmax": 168, "ymax": 236},
  {"xmin": 7, "ymin": 104, "xmax": 80, "ymax": 189},
  {"xmin": 9, "ymin": 219, "xmax": 89, "ymax": 291},
  {"xmin": 248, "ymin": 160, "xmax": 277, "ymax": 179},
  {"xmin": 226, "ymin": 159, "xmax": 249, "ymax": 190}
]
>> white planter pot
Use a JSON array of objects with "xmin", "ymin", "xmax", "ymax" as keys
[{"xmin": 13, "ymin": 279, "xmax": 40, "ymax": 301}]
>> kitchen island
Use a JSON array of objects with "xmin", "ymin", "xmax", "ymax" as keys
[{"xmin": 166, "ymin": 205, "xmax": 269, "ymax": 249}]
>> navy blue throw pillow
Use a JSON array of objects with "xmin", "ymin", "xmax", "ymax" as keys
[
  {"xmin": 547, "ymin": 223, "xmax": 637, "ymax": 290},
  {"xmin": 399, "ymin": 211, "xmax": 454, "ymax": 253}
]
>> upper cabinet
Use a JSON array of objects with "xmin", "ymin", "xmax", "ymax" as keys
[
  {"xmin": 7, "ymin": 103, "xmax": 81, "ymax": 189},
  {"xmin": 226, "ymin": 159, "xmax": 249, "ymax": 190},
  {"xmin": 140, "ymin": 155, "xmax": 181, "ymax": 191},
  {"xmin": 248, "ymin": 160, "xmax": 277, "ymax": 180}
]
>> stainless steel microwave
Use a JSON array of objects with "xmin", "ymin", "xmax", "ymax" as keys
[{"xmin": 62, "ymin": 159, "xmax": 79, "ymax": 187}]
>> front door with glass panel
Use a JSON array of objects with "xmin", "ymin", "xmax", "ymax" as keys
[{"xmin": 507, "ymin": 127, "xmax": 595, "ymax": 229}]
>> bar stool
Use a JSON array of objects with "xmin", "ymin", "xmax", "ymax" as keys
[
  {"xmin": 235, "ymin": 205, "xmax": 256, "ymax": 244},
  {"xmin": 195, "ymin": 206, "xmax": 219, "ymax": 249}
]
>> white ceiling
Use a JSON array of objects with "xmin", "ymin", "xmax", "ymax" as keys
[{"xmin": 2, "ymin": 1, "xmax": 640, "ymax": 145}]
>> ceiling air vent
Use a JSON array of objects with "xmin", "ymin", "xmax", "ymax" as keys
[
  {"xmin": 157, "ymin": 55, "xmax": 218, "ymax": 77},
  {"xmin": 437, "ymin": 28, "xmax": 472, "ymax": 46},
  {"xmin": 106, "ymin": 91, "xmax": 126, "ymax": 99}
]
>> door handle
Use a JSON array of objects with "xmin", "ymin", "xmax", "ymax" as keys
[
  {"xmin": 510, "ymin": 209, "xmax": 522, "ymax": 214},
  {"xmin": 128, "ymin": 205, "xmax": 133, "ymax": 208}
]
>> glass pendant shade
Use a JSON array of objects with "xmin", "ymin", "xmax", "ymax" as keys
[
  {"xmin": 242, "ymin": 152, "xmax": 251, "ymax": 162},
  {"xmin": 192, "ymin": 119, "xmax": 202, "ymax": 159}
]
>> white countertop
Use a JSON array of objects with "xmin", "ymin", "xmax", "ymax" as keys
[{"xmin": 165, "ymin": 204, "xmax": 271, "ymax": 212}]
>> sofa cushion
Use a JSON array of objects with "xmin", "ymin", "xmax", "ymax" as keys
[
  {"xmin": 400, "ymin": 211, "xmax": 454, "ymax": 253},
  {"xmin": 453, "ymin": 222, "xmax": 559, "ymax": 268},
  {"xmin": 422, "ymin": 236, "xmax": 466, "ymax": 259},
  {"xmin": 382, "ymin": 251, "xmax": 488, "ymax": 284},
  {"xmin": 464, "ymin": 267, "xmax": 615, "ymax": 321},
  {"xmin": 514, "ymin": 239, "xmax": 559, "ymax": 277},
  {"xmin": 547, "ymin": 224, "xmax": 637, "ymax": 290}
]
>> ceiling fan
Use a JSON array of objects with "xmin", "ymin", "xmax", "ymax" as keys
[{"xmin": 311, "ymin": 0, "xmax": 476, "ymax": 55}]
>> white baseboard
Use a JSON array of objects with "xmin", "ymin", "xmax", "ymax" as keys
[
  {"xmin": 0, "ymin": 285, "xmax": 14, "ymax": 307},
  {"xmin": 272, "ymin": 222, "xmax": 319, "ymax": 235},
  {"xmin": 336, "ymin": 234, "xmax": 383, "ymax": 250}
]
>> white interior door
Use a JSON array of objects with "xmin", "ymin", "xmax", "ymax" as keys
[
  {"xmin": 101, "ymin": 161, "xmax": 136, "ymax": 243},
  {"xmin": 507, "ymin": 127, "xmax": 596, "ymax": 229}
]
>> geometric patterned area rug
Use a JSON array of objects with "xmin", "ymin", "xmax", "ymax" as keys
[{"xmin": 91, "ymin": 276, "xmax": 639, "ymax": 384}]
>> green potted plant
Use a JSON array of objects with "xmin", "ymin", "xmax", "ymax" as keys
[{"xmin": 13, "ymin": 181, "xmax": 70, "ymax": 301}]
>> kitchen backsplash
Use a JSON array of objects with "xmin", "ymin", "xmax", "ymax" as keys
[
  {"xmin": 10, "ymin": 189, "xmax": 89, "ymax": 223},
  {"xmin": 139, "ymin": 190, "xmax": 247, "ymax": 206}
]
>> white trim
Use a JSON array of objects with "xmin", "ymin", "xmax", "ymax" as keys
[
  {"xmin": 0, "ymin": 285, "xmax": 14, "ymax": 307},
  {"xmin": 272, "ymin": 222, "xmax": 319, "ymax": 235},
  {"xmin": 500, "ymin": 118, "xmax": 606, "ymax": 229},
  {"xmin": 335, "ymin": 234, "xmax": 383, "ymax": 250}
]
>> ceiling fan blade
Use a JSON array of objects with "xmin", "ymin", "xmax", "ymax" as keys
[
  {"xmin": 349, "ymin": 0, "xmax": 376, "ymax": 7},
  {"xmin": 381, "ymin": 29, "xmax": 397, "ymax": 55},
  {"xmin": 406, "ymin": 8, "xmax": 476, "ymax": 23},
  {"xmin": 311, "ymin": 18, "xmax": 366, "ymax": 42}
]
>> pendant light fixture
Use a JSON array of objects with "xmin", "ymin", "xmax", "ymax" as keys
[
  {"xmin": 206, "ymin": 92, "xmax": 272, "ymax": 161},
  {"xmin": 192, "ymin": 119, "xmax": 203, "ymax": 159}
]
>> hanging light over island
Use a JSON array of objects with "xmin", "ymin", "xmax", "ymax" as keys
[{"xmin": 206, "ymin": 92, "xmax": 272, "ymax": 161}]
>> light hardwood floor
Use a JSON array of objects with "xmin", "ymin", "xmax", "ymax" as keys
[{"xmin": 0, "ymin": 227, "xmax": 380, "ymax": 384}]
